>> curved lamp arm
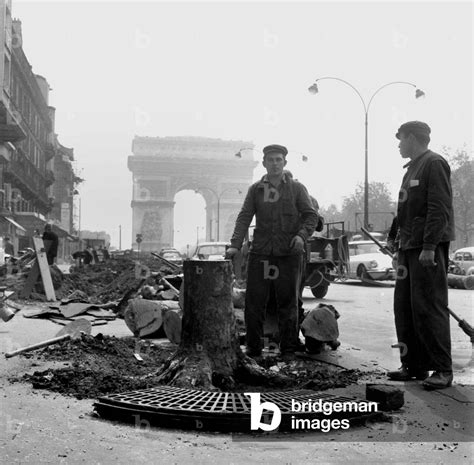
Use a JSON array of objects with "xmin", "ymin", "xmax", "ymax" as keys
[
  {"xmin": 309, "ymin": 76, "xmax": 367, "ymax": 113},
  {"xmin": 367, "ymin": 81, "xmax": 422, "ymax": 114}
]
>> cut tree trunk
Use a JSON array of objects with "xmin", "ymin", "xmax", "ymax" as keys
[
  {"xmin": 448, "ymin": 273, "xmax": 474, "ymax": 290},
  {"xmin": 155, "ymin": 260, "xmax": 289, "ymax": 390}
]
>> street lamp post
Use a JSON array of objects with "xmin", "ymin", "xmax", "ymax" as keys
[
  {"xmin": 195, "ymin": 187, "xmax": 242, "ymax": 241},
  {"xmin": 308, "ymin": 77, "xmax": 425, "ymax": 229}
]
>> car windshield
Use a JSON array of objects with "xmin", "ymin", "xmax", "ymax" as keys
[
  {"xmin": 196, "ymin": 244, "xmax": 226, "ymax": 258},
  {"xmin": 349, "ymin": 243, "xmax": 382, "ymax": 256},
  {"xmin": 455, "ymin": 252, "xmax": 472, "ymax": 261}
]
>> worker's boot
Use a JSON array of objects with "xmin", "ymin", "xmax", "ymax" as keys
[
  {"xmin": 422, "ymin": 371, "xmax": 453, "ymax": 390},
  {"xmin": 387, "ymin": 365, "xmax": 428, "ymax": 381}
]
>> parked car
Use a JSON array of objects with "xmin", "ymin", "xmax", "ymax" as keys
[
  {"xmin": 351, "ymin": 232, "xmax": 384, "ymax": 242},
  {"xmin": 158, "ymin": 248, "xmax": 183, "ymax": 266},
  {"xmin": 192, "ymin": 242, "xmax": 229, "ymax": 260},
  {"xmin": 451, "ymin": 246, "xmax": 474, "ymax": 275},
  {"xmin": 347, "ymin": 240, "xmax": 395, "ymax": 281}
]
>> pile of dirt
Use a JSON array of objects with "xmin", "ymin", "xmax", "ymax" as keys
[
  {"xmin": 7, "ymin": 255, "xmax": 178, "ymax": 304},
  {"xmin": 16, "ymin": 334, "xmax": 174, "ymax": 399},
  {"xmin": 13, "ymin": 334, "xmax": 369, "ymax": 399}
]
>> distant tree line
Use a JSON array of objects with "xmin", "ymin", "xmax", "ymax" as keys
[
  {"xmin": 319, "ymin": 181, "xmax": 396, "ymax": 234},
  {"xmin": 319, "ymin": 146, "xmax": 473, "ymax": 246}
]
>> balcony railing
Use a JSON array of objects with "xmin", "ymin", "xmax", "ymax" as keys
[{"xmin": 3, "ymin": 150, "xmax": 49, "ymax": 207}]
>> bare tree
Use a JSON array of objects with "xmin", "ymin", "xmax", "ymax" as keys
[{"xmin": 442, "ymin": 146, "xmax": 474, "ymax": 247}]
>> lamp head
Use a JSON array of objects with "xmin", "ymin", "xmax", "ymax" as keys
[
  {"xmin": 308, "ymin": 83, "xmax": 319, "ymax": 94},
  {"xmin": 415, "ymin": 88, "xmax": 425, "ymax": 99}
]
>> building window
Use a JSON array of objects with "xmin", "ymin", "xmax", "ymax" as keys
[{"xmin": 3, "ymin": 56, "xmax": 11, "ymax": 93}]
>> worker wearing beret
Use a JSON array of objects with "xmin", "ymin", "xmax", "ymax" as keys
[
  {"xmin": 388, "ymin": 121, "xmax": 455, "ymax": 389},
  {"xmin": 226, "ymin": 145, "xmax": 318, "ymax": 358}
]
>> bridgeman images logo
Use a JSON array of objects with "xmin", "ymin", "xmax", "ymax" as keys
[{"xmin": 245, "ymin": 393, "xmax": 378, "ymax": 432}]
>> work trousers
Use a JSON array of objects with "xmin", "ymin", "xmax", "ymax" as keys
[
  {"xmin": 245, "ymin": 253, "xmax": 302, "ymax": 353},
  {"xmin": 394, "ymin": 243, "xmax": 452, "ymax": 372}
]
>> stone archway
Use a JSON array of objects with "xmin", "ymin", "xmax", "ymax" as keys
[{"xmin": 128, "ymin": 136, "xmax": 258, "ymax": 252}]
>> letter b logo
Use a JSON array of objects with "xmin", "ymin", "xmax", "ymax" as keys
[
  {"xmin": 263, "ymin": 261, "xmax": 279, "ymax": 280},
  {"xmin": 245, "ymin": 393, "xmax": 281, "ymax": 431},
  {"xmin": 263, "ymin": 184, "xmax": 280, "ymax": 203}
]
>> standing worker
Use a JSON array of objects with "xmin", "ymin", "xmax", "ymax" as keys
[
  {"xmin": 102, "ymin": 246, "xmax": 110, "ymax": 261},
  {"xmin": 91, "ymin": 247, "xmax": 99, "ymax": 264},
  {"xmin": 42, "ymin": 224, "xmax": 59, "ymax": 265},
  {"xmin": 388, "ymin": 121, "xmax": 455, "ymax": 390},
  {"xmin": 226, "ymin": 144, "xmax": 317, "ymax": 359}
]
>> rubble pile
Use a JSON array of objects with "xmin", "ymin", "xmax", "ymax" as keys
[
  {"xmin": 13, "ymin": 333, "xmax": 369, "ymax": 399},
  {"xmin": 6, "ymin": 255, "xmax": 177, "ymax": 304}
]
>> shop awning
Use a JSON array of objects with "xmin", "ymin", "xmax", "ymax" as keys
[{"xmin": 3, "ymin": 217, "xmax": 26, "ymax": 232}]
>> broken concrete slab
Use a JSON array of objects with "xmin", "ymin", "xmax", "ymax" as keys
[
  {"xmin": 124, "ymin": 299, "xmax": 164, "ymax": 338},
  {"xmin": 366, "ymin": 384, "xmax": 404, "ymax": 411}
]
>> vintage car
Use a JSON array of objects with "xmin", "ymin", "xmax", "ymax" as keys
[
  {"xmin": 192, "ymin": 242, "xmax": 229, "ymax": 260},
  {"xmin": 158, "ymin": 248, "xmax": 183, "ymax": 266},
  {"xmin": 347, "ymin": 240, "xmax": 395, "ymax": 281},
  {"xmin": 451, "ymin": 246, "xmax": 474, "ymax": 276}
]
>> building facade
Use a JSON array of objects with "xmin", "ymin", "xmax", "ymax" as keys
[{"xmin": 0, "ymin": 7, "xmax": 79, "ymax": 260}]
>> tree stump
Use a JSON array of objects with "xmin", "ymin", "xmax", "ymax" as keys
[{"xmin": 155, "ymin": 260, "xmax": 289, "ymax": 390}]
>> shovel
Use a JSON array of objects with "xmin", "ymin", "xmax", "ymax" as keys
[{"xmin": 5, "ymin": 319, "xmax": 92, "ymax": 359}]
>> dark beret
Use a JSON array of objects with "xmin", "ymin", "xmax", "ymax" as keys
[
  {"xmin": 263, "ymin": 144, "xmax": 288, "ymax": 156},
  {"xmin": 396, "ymin": 121, "xmax": 431, "ymax": 140}
]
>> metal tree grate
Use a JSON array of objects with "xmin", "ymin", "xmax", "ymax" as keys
[{"xmin": 94, "ymin": 387, "xmax": 381, "ymax": 432}]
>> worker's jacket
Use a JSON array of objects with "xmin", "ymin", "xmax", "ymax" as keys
[
  {"xmin": 397, "ymin": 150, "xmax": 455, "ymax": 251},
  {"xmin": 230, "ymin": 173, "xmax": 318, "ymax": 256}
]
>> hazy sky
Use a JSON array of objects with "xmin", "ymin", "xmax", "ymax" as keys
[{"xmin": 13, "ymin": 0, "xmax": 473, "ymax": 249}]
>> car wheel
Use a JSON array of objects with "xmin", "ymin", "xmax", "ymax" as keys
[
  {"xmin": 310, "ymin": 284, "xmax": 329, "ymax": 299},
  {"xmin": 357, "ymin": 264, "xmax": 372, "ymax": 281}
]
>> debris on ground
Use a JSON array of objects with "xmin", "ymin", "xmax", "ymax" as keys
[
  {"xmin": 11, "ymin": 333, "xmax": 376, "ymax": 399},
  {"xmin": 123, "ymin": 298, "xmax": 181, "ymax": 340},
  {"xmin": 366, "ymin": 384, "xmax": 405, "ymax": 411},
  {"xmin": 3, "ymin": 255, "xmax": 184, "ymax": 334},
  {"xmin": 4, "ymin": 256, "xmax": 179, "ymax": 305}
]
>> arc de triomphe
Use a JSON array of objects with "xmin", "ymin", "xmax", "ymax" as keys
[{"xmin": 128, "ymin": 136, "xmax": 258, "ymax": 251}]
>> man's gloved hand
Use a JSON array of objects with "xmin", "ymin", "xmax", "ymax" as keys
[
  {"xmin": 290, "ymin": 235, "xmax": 305, "ymax": 252},
  {"xmin": 419, "ymin": 249, "xmax": 437, "ymax": 267},
  {"xmin": 225, "ymin": 247, "xmax": 239, "ymax": 259}
]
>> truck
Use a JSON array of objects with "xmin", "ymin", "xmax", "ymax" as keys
[
  {"xmin": 303, "ymin": 222, "xmax": 349, "ymax": 298},
  {"xmin": 236, "ymin": 222, "xmax": 349, "ymax": 299}
]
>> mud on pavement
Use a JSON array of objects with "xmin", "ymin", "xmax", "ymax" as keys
[{"xmin": 9, "ymin": 333, "xmax": 374, "ymax": 399}]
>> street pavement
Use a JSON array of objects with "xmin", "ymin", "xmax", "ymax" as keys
[{"xmin": 0, "ymin": 281, "xmax": 473, "ymax": 463}]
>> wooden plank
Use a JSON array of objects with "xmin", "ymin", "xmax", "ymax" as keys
[
  {"xmin": 33, "ymin": 236, "xmax": 56, "ymax": 302},
  {"xmin": 20, "ymin": 240, "xmax": 52, "ymax": 299}
]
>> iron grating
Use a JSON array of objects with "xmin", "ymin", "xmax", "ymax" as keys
[{"xmin": 94, "ymin": 387, "xmax": 381, "ymax": 432}]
